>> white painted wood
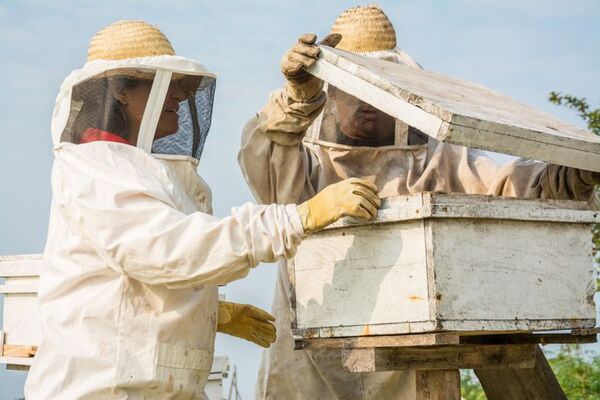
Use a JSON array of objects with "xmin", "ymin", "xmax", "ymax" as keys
[
  {"xmin": 206, "ymin": 356, "xmax": 229, "ymax": 400},
  {"xmin": 290, "ymin": 193, "xmax": 597, "ymax": 339},
  {"xmin": 0, "ymin": 284, "xmax": 39, "ymax": 294},
  {"xmin": 0, "ymin": 254, "xmax": 43, "ymax": 277},
  {"xmin": 328, "ymin": 192, "xmax": 598, "ymax": 229},
  {"xmin": 294, "ymin": 221, "xmax": 430, "ymax": 330},
  {"xmin": 309, "ymin": 46, "xmax": 600, "ymax": 172},
  {"xmin": 428, "ymin": 219, "xmax": 595, "ymax": 321},
  {"xmin": 0, "ymin": 356, "xmax": 33, "ymax": 366}
]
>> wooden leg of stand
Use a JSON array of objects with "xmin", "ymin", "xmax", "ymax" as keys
[
  {"xmin": 415, "ymin": 369, "xmax": 460, "ymax": 400},
  {"xmin": 475, "ymin": 345, "xmax": 566, "ymax": 400}
]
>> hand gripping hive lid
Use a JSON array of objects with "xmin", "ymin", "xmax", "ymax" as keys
[
  {"xmin": 330, "ymin": 5, "xmax": 397, "ymax": 53},
  {"xmin": 53, "ymin": 20, "xmax": 217, "ymax": 161}
]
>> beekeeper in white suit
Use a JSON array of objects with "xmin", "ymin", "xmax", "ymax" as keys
[
  {"xmin": 24, "ymin": 20, "xmax": 381, "ymax": 399},
  {"xmin": 239, "ymin": 5, "xmax": 600, "ymax": 400}
]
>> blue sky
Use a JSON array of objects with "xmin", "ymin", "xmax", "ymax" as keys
[{"xmin": 0, "ymin": 1, "xmax": 599, "ymax": 398}]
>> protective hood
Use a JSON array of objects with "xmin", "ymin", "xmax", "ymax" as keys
[{"xmin": 51, "ymin": 55, "xmax": 216, "ymax": 161}]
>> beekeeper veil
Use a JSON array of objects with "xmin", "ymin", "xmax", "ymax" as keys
[
  {"xmin": 51, "ymin": 20, "xmax": 216, "ymax": 162},
  {"xmin": 305, "ymin": 5, "xmax": 427, "ymax": 149}
]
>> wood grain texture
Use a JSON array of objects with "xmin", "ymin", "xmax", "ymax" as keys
[
  {"xmin": 0, "ymin": 254, "xmax": 43, "ymax": 277},
  {"xmin": 415, "ymin": 370, "xmax": 460, "ymax": 400},
  {"xmin": 2, "ymin": 344, "xmax": 37, "ymax": 357},
  {"xmin": 295, "ymin": 330, "xmax": 597, "ymax": 350},
  {"xmin": 341, "ymin": 344, "xmax": 536, "ymax": 372},
  {"xmin": 309, "ymin": 46, "xmax": 600, "ymax": 171},
  {"xmin": 475, "ymin": 345, "xmax": 567, "ymax": 400},
  {"xmin": 324, "ymin": 192, "xmax": 598, "ymax": 229}
]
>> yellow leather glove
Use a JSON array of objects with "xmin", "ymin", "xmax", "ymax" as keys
[
  {"xmin": 297, "ymin": 178, "xmax": 381, "ymax": 234},
  {"xmin": 217, "ymin": 301, "xmax": 276, "ymax": 348},
  {"xmin": 281, "ymin": 33, "xmax": 342, "ymax": 100}
]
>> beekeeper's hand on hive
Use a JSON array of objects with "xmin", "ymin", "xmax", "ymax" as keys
[
  {"xmin": 281, "ymin": 33, "xmax": 341, "ymax": 101},
  {"xmin": 217, "ymin": 301, "xmax": 276, "ymax": 348},
  {"xmin": 297, "ymin": 178, "xmax": 381, "ymax": 234}
]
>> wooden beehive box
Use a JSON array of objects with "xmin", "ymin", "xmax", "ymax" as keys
[
  {"xmin": 290, "ymin": 193, "xmax": 598, "ymax": 339},
  {"xmin": 0, "ymin": 254, "xmax": 42, "ymax": 366},
  {"xmin": 289, "ymin": 46, "xmax": 600, "ymax": 340}
]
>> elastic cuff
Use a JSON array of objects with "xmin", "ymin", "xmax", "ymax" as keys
[
  {"xmin": 284, "ymin": 81, "xmax": 324, "ymax": 103},
  {"xmin": 263, "ymin": 130, "xmax": 306, "ymax": 146},
  {"xmin": 579, "ymin": 169, "xmax": 600, "ymax": 185},
  {"xmin": 285, "ymin": 204, "xmax": 307, "ymax": 238}
]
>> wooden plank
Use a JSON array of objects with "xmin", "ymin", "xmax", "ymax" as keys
[
  {"xmin": 295, "ymin": 332, "xmax": 461, "ymax": 350},
  {"xmin": 571, "ymin": 327, "xmax": 600, "ymax": 336},
  {"xmin": 0, "ymin": 284, "xmax": 39, "ymax": 294},
  {"xmin": 309, "ymin": 46, "xmax": 600, "ymax": 172},
  {"xmin": 2, "ymin": 344, "xmax": 37, "ymax": 357},
  {"xmin": 430, "ymin": 219, "xmax": 596, "ymax": 324},
  {"xmin": 294, "ymin": 220, "xmax": 431, "ymax": 331},
  {"xmin": 341, "ymin": 344, "xmax": 536, "ymax": 372},
  {"xmin": 293, "ymin": 318, "xmax": 596, "ymax": 340},
  {"xmin": 2, "ymin": 293, "xmax": 43, "ymax": 346},
  {"xmin": 475, "ymin": 345, "xmax": 566, "ymax": 400},
  {"xmin": 326, "ymin": 193, "xmax": 598, "ymax": 230},
  {"xmin": 0, "ymin": 356, "xmax": 33, "ymax": 366},
  {"xmin": 416, "ymin": 370, "xmax": 460, "ymax": 400},
  {"xmin": 444, "ymin": 122, "xmax": 600, "ymax": 173},
  {"xmin": 295, "ymin": 329, "xmax": 597, "ymax": 350},
  {"xmin": 6, "ymin": 363, "xmax": 30, "ymax": 371},
  {"xmin": 0, "ymin": 254, "xmax": 43, "ymax": 277}
]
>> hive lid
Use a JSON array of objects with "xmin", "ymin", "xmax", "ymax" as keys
[{"xmin": 309, "ymin": 46, "xmax": 600, "ymax": 172}]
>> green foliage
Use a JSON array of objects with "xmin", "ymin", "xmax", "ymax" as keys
[
  {"xmin": 460, "ymin": 346, "xmax": 600, "ymax": 399},
  {"xmin": 549, "ymin": 92, "xmax": 600, "ymax": 135},
  {"xmin": 460, "ymin": 370, "xmax": 486, "ymax": 400},
  {"xmin": 549, "ymin": 345, "xmax": 600, "ymax": 399}
]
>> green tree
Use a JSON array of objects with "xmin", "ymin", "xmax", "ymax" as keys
[
  {"xmin": 461, "ymin": 346, "xmax": 600, "ymax": 399},
  {"xmin": 549, "ymin": 92, "xmax": 600, "ymax": 135}
]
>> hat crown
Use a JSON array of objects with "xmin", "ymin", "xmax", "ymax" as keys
[
  {"xmin": 87, "ymin": 20, "xmax": 175, "ymax": 61},
  {"xmin": 330, "ymin": 5, "xmax": 397, "ymax": 53}
]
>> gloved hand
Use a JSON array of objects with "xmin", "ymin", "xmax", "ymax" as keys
[
  {"xmin": 281, "ymin": 33, "xmax": 342, "ymax": 101},
  {"xmin": 217, "ymin": 301, "xmax": 276, "ymax": 348},
  {"xmin": 297, "ymin": 178, "xmax": 381, "ymax": 234}
]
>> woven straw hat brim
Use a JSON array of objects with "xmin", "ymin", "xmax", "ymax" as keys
[
  {"xmin": 330, "ymin": 5, "xmax": 397, "ymax": 53},
  {"xmin": 88, "ymin": 20, "xmax": 175, "ymax": 62}
]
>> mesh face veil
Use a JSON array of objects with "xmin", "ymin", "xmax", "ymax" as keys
[
  {"xmin": 304, "ymin": 47, "xmax": 427, "ymax": 149},
  {"xmin": 52, "ymin": 56, "xmax": 216, "ymax": 161},
  {"xmin": 151, "ymin": 74, "xmax": 216, "ymax": 160}
]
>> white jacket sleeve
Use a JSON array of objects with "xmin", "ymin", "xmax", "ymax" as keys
[
  {"xmin": 238, "ymin": 88, "xmax": 325, "ymax": 204},
  {"xmin": 53, "ymin": 144, "xmax": 305, "ymax": 287}
]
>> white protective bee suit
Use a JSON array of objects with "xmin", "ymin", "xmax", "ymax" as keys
[
  {"xmin": 25, "ymin": 47, "xmax": 305, "ymax": 399},
  {"xmin": 238, "ymin": 45, "xmax": 599, "ymax": 399}
]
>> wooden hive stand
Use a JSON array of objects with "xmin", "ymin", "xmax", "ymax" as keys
[{"xmin": 295, "ymin": 328, "xmax": 600, "ymax": 399}]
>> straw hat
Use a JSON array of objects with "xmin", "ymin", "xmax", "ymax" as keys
[
  {"xmin": 330, "ymin": 5, "xmax": 397, "ymax": 53},
  {"xmin": 88, "ymin": 20, "xmax": 175, "ymax": 62}
]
